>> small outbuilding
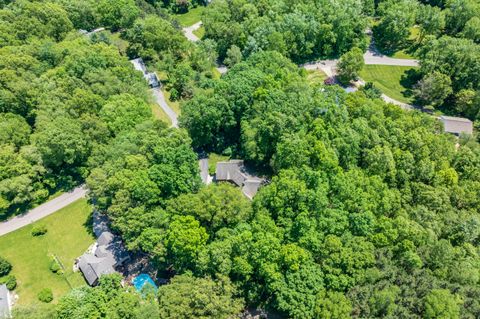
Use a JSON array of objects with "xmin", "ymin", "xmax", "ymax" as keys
[{"xmin": 439, "ymin": 115, "xmax": 473, "ymax": 136}]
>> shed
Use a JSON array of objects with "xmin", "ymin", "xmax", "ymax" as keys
[{"xmin": 439, "ymin": 116, "xmax": 473, "ymax": 135}]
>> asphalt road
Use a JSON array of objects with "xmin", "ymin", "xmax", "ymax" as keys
[
  {"xmin": 0, "ymin": 186, "xmax": 88, "ymax": 237},
  {"xmin": 152, "ymin": 87, "xmax": 178, "ymax": 128}
]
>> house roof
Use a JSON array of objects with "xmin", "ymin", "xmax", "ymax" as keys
[
  {"xmin": 216, "ymin": 160, "xmax": 245, "ymax": 186},
  {"xmin": 215, "ymin": 160, "xmax": 265, "ymax": 198},
  {"xmin": 93, "ymin": 211, "xmax": 109, "ymax": 238},
  {"xmin": 97, "ymin": 231, "xmax": 114, "ymax": 246},
  {"xmin": 130, "ymin": 58, "xmax": 147, "ymax": 74},
  {"xmin": 78, "ymin": 254, "xmax": 115, "ymax": 286},
  {"xmin": 0, "ymin": 284, "xmax": 10, "ymax": 319},
  {"xmin": 439, "ymin": 116, "xmax": 473, "ymax": 135},
  {"xmin": 242, "ymin": 179, "xmax": 263, "ymax": 200}
]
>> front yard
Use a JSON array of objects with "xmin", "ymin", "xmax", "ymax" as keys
[
  {"xmin": 0, "ymin": 199, "xmax": 95, "ymax": 305},
  {"xmin": 359, "ymin": 65, "xmax": 419, "ymax": 104}
]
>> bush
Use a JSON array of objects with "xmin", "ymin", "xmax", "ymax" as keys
[
  {"xmin": 4, "ymin": 275, "xmax": 16, "ymax": 290},
  {"xmin": 0, "ymin": 257, "xmax": 12, "ymax": 276},
  {"xmin": 31, "ymin": 225, "xmax": 48, "ymax": 236},
  {"xmin": 360, "ymin": 82, "xmax": 382, "ymax": 99},
  {"xmin": 49, "ymin": 259, "xmax": 62, "ymax": 274},
  {"xmin": 38, "ymin": 288, "xmax": 53, "ymax": 303}
]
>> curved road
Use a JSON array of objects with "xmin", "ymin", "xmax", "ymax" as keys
[
  {"xmin": 152, "ymin": 88, "xmax": 178, "ymax": 128},
  {"xmin": 0, "ymin": 186, "xmax": 88, "ymax": 236}
]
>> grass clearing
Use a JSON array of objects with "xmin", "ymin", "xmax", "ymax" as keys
[
  {"xmin": 0, "ymin": 199, "xmax": 95, "ymax": 305},
  {"xmin": 306, "ymin": 69, "xmax": 328, "ymax": 85},
  {"xmin": 150, "ymin": 103, "xmax": 171, "ymax": 126},
  {"xmin": 174, "ymin": 6, "xmax": 205, "ymax": 27},
  {"xmin": 193, "ymin": 26, "xmax": 205, "ymax": 39},
  {"xmin": 359, "ymin": 65, "xmax": 419, "ymax": 104},
  {"xmin": 162, "ymin": 89, "xmax": 181, "ymax": 115}
]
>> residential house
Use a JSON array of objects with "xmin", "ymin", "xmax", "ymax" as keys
[
  {"xmin": 130, "ymin": 58, "xmax": 160, "ymax": 88},
  {"xmin": 215, "ymin": 160, "xmax": 265, "ymax": 199},
  {"xmin": 77, "ymin": 213, "xmax": 130, "ymax": 286}
]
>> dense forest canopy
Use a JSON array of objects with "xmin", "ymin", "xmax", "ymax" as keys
[{"xmin": 1, "ymin": 0, "xmax": 480, "ymax": 318}]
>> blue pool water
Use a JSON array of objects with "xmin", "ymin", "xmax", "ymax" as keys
[{"xmin": 132, "ymin": 274, "xmax": 158, "ymax": 292}]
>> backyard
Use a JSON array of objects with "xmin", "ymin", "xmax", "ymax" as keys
[
  {"xmin": 0, "ymin": 199, "xmax": 95, "ymax": 305},
  {"xmin": 359, "ymin": 65, "xmax": 419, "ymax": 104},
  {"xmin": 173, "ymin": 6, "xmax": 205, "ymax": 26}
]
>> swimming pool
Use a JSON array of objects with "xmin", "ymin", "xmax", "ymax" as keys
[{"xmin": 132, "ymin": 274, "xmax": 158, "ymax": 293}]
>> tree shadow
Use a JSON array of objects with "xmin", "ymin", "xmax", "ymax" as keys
[
  {"xmin": 400, "ymin": 68, "xmax": 422, "ymax": 103},
  {"xmin": 83, "ymin": 209, "xmax": 95, "ymax": 238}
]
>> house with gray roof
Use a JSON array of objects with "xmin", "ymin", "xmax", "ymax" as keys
[
  {"xmin": 215, "ymin": 160, "xmax": 265, "ymax": 199},
  {"xmin": 130, "ymin": 58, "xmax": 160, "ymax": 88},
  {"xmin": 0, "ymin": 284, "xmax": 10, "ymax": 319},
  {"xmin": 77, "ymin": 212, "xmax": 130, "ymax": 286},
  {"xmin": 439, "ymin": 116, "xmax": 473, "ymax": 136}
]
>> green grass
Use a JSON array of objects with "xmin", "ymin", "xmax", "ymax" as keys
[
  {"xmin": 0, "ymin": 199, "xmax": 95, "ymax": 305},
  {"xmin": 174, "ymin": 6, "xmax": 205, "ymax": 27},
  {"xmin": 109, "ymin": 32, "xmax": 129, "ymax": 55},
  {"xmin": 208, "ymin": 153, "xmax": 230, "ymax": 175},
  {"xmin": 162, "ymin": 89, "xmax": 181, "ymax": 115},
  {"xmin": 359, "ymin": 65, "xmax": 419, "ymax": 104},
  {"xmin": 193, "ymin": 26, "xmax": 205, "ymax": 39},
  {"xmin": 306, "ymin": 69, "xmax": 328, "ymax": 85},
  {"xmin": 150, "ymin": 103, "xmax": 171, "ymax": 126}
]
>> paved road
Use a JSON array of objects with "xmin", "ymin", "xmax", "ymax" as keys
[
  {"xmin": 0, "ymin": 186, "xmax": 88, "ymax": 237},
  {"xmin": 183, "ymin": 22, "xmax": 202, "ymax": 42},
  {"xmin": 152, "ymin": 88, "xmax": 178, "ymax": 128},
  {"xmin": 364, "ymin": 49, "xmax": 419, "ymax": 66}
]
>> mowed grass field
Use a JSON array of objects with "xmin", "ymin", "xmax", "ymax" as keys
[
  {"xmin": 0, "ymin": 199, "xmax": 95, "ymax": 305},
  {"xmin": 359, "ymin": 65, "xmax": 418, "ymax": 104},
  {"xmin": 174, "ymin": 6, "xmax": 205, "ymax": 26}
]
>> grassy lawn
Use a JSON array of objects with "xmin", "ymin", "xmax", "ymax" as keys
[
  {"xmin": 150, "ymin": 103, "xmax": 171, "ymax": 126},
  {"xmin": 162, "ymin": 89, "xmax": 181, "ymax": 115},
  {"xmin": 208, "ymin": 153, "xmax": 230, "ymax": 175},
  {"xmin": 359, "ymin": 65, "xmax": 419, "ymax": 104},
  {"xmin": 306, "ymin": 69, "xmax": 328, "ymax": 85},
  {"xmin": 174, "ymin": 6, "xmax": 205, "ymax": 26},
  {"xmin": 0, "ymin": 199, "xmax": 95, "ymax": 305},
  {"xmin": 109, "ymin": 32, "xmax": 129, "ymax": 55},
  {"xmin": 193, "ymin": 26, "xmax": 205, "ymax": 39}
]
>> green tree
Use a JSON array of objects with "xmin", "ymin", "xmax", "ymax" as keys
[
  {"xmin": 166, "ymin": 215, "xmax": 208, "ymax": 271},
  {"xmin": 414, "ymin": 71, "xmax": 453, "ymax": 106},
  {"xmin": 337, "ymin": 47, "xmax": 365, "ymax": 85},
  {"xmin": 424, "ymin": 289, "xmax": 461, "ymax": 319},
  {"xmin": 158, "ymin": 274, "xmax": 243, "ymax": 319},
  {"xmin": 374, "ymin": 0, "xmax": 418, "ymax": 52},
  {"xmin": 315, "ymin": 290, "xmax": 352, "ymax": 319},
  {"xmin": 96, "ymin": 0, "xmax": 139, "ymax": 31}
]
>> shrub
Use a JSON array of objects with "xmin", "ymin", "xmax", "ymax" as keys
[
  {"xmin": 31, "ymin": 225, "xmax": 47, "ymax": 236},
  {"xmin": 49, "ymin": 259, "xmax": 62, "ymax": 274},
  {"xmin": 4, "ymin": 275, "xmax": 16, "ymax": 290},
  {"xmin": 0, "ymin": 257, "xmax": 12, "ymax": 276},
  {"xmin": 38, "ymin": 288, "xmax": 53, "ymax": 303}
]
